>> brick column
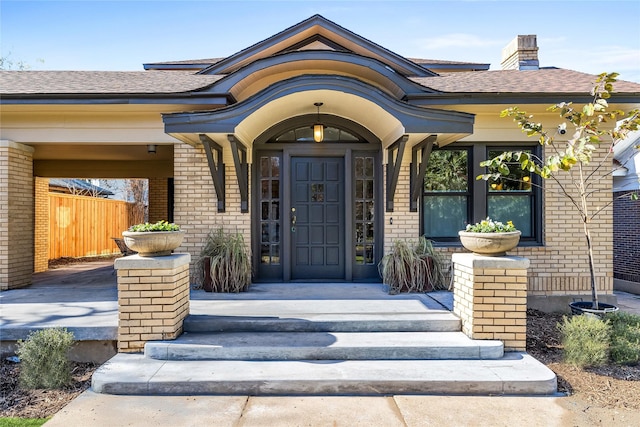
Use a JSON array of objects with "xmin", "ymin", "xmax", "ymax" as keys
[
  {"xmin": 148, "ymin": 177, "xmax": 168, "ymax": 223},
  {"xmin": 452, "ymin": 253, "xmax": 529, "ymax": 351},
  {"xmin": 0, "ymin": 141, "xmax": 34, "ymax": 290},
  {"xmin": 114, "ymin": 253, "xmax": 191, "ymax": 353},
  {"xmin": 34, "ymin": 177, "xmax": 49, "ymax": 273}
]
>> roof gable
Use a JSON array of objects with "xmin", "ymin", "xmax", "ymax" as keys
[{"xmin": 197, "ymin": 14, "xmax": 436, "ymax": 78}]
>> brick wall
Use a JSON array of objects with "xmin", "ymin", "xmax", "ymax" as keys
[
  {"xmin": 383, "ymin": 161, "xmax": 420, "ymax": 252},
  {"xmin": 148, "ymin": 177, "xmax": 168, "ymax": 223},
  {"xmin": 613, "ymin": 191, "xmax": 640, "ymax": 283},
  {"xmin": 0, "ymin": 141, "xmax": 34, "ymax": 290},
  {"xmin": 34, "ymin": 177, "xmax": 49, "ymax": 273},
  {"xmin": 173, "ymin": 144, "xmax": 251, "ymax": 282}
]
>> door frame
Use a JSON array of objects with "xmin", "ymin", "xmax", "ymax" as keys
[{"xmin": 252, "ymin": 143, "xmax": 382, "ymax": 282}]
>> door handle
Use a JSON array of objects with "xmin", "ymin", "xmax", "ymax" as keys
[{"xmin": 291, "ymin": 207, "xmax": 296, "ymax": 232}]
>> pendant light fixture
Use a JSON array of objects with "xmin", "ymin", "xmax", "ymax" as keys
[{"xmin": 313, "ymin": 102, "xmax": 324, "ymax": 143}]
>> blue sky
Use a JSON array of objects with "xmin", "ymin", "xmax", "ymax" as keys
[{"xmin": 2, "ymin": 0, "xmax": 639, "ymax": 82}]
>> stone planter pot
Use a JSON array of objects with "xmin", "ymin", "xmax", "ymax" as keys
[
  {"xmin": 122, "ymin": 231, "xmax": 185, "ymax": 257},
  {"xmin": 458, "ymin": 230, "xmax": 521, "ymax": 256}
]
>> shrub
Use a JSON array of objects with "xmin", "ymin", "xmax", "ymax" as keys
[
  {"xmin": 558, "ymin": 315, "xmax": 611, "ymax": 368},
  {"xmin": 607, "ymin": 311, "xmax": 640, "ymax": 365},
  {"xmin": 16, "ymin": 327, "xmax": 74, "ymax": 389}
]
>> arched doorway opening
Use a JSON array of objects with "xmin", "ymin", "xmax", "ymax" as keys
[{"xmin": 253, "ymin": 115, "xmax": 382, "ymax": 282}]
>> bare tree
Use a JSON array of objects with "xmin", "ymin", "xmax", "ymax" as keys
[{"xmin": 125, "ymin": 179, "xmax": 147, "ymax": 224}]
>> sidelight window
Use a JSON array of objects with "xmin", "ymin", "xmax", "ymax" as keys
[
  {"xmin": 259, "ymin": 156, "xmax": 281, "ymax": 265},
  {"xmin": 354, "ymin": 156, "xmax": 375, "ymax": 265}
]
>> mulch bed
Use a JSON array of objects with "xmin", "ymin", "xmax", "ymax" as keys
[
  {"xmin": 0, "ymin": 361, "xmax": 97, "ymax": 419},
  {"xmin": 527, "ymin": 308, "xmax": 640, "ymax": 411}
]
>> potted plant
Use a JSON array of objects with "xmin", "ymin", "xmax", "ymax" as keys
[
  {"xmin": 480, "ymin": 72, "xmax": 639, "ymax": 315},
  {"xmin": 458, "ymin": 217, "xmax": 521, "ymax": 256},
  {"xmin": 378, "ymin": 236, "xmax": 447, "ymax": 294},
  {"xmin": 122, "ymin": 220, "xmax": 184, "ymax": 257},
  {"xmin": 197, "ymin": 228, "xmax": 251, "ymax": 293}
]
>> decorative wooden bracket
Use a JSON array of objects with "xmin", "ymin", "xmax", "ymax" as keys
[
  {"xmin": 385, "ymin": 135, "xmax": 408, "ymax": 212},
  {"xmin": 199, "ymin": 134, "xmax": 225, "ymax": 213},
  {"xmin": 227, "ymin": 134, "xmax": 249, "ymax": 213},
  {"xmin": 409, "ymin": 135, "xmax": 436, "ymax": 212}
]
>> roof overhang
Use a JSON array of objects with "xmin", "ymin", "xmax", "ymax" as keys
[{"xmin": 163, "ymin": 75, "xmax": 474, "ymax": 150}]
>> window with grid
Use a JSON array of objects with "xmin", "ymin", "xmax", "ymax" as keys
[{"xmin": 422, "ymin": 148, "xmax": 471, "ymax": 240}]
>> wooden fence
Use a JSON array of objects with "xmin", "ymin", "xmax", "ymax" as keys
[{"xmin": 49, "ymin": 193, "xmax": 143, "ymax": 259}]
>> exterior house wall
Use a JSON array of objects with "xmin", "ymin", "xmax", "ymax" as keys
[
  {"xmin": 173, "ymin": 143, "xmax": 251, "ymax": 284},
  {"xmin": 383, "ymin": 157, "xmax": 420, "ymax": 252},
  {"xmin": 148, "ymin": 177, "xmax": 169, "ymax": 223},
  {"xmin": 0, "ymin": 141, "xmax": 34, "ymax": 290},
  {"xmin": 613, "ymin": 192, "xmax": 640, "ymax": 284}
]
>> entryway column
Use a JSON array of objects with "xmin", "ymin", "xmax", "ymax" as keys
[
  {"xmin": 452, "ymin": 253, "xmax": 529, "ymax": 351},
  {"xmin": 0, "ymin": 140, "xmax": 34, "ymax": 290},
  {"xmin": 114, "ymin": 253, "xmax": 191, "ymax": 353}
]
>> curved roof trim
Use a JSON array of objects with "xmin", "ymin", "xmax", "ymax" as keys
[
  {"xmin": 208, "ymin": 50, "xmax": 437, "ymax": 101},
  {"xmin": 163, "ymin": 74, "xmax": 473, "ymax": 136},
  {"xmin": 197, "ymin": 15, "xmax": 437, "ymax": 78}
]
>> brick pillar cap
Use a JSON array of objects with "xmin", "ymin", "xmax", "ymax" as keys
[
  {"xmin": 452, "ymin": 253, "xmax": 530, "ymax": 269},
  {"xmin": 114, "ymin": 253, "xmax": 191, "ymax": 270}
]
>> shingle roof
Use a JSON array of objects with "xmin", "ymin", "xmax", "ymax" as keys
[
  {"xmin": 0, "ymin": 71, "xmax": 222, "ymax": 95},
  {"xmin": 410, "ymin": 68, "xmax": 640, "ymax": 94},
  {"xmin": 145, "ymin": 58, "xmax": 224, "ymax": 66},
  {"xmin": 49, "ymin": 178, "xmax": 114, "ymax": 196},
  {"xmin": 2, "ymin": 68, "xmax": 639, "ymax": 97}
]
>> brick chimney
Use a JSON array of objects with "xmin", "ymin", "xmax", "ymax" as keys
[{"xmin": 501, "ymin": 35, "xmax": 539, "ymax": 70}]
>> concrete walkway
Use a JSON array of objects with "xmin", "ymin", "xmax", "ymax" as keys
[{"xmin": 45, "ymin": 392, "xmax": 573, "ymax": 427}]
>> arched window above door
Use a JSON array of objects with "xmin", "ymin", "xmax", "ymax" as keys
[
  {"xmin": 255, "ymin": 114, "xmax": 381, "ymax": 146},
  {"xmin": 274, "ymin": 125, "xmax": 361, "ymax": 143}
]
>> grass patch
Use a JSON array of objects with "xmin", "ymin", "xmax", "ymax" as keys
[{"xmin": 0, "ymin": 418, "xmax": 50, "ymax": 427}]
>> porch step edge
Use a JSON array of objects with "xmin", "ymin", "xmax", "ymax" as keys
[
  {"xmin": 183, "ymin": 313, "xmax": 461, "ymax": 333},
  {"xmin": 144, "ymin": 331, "xmax": 503, "ymax": 361},
  {"xmin": 92, "ymin": 352, "xmax": 557, "ymax": 396}
]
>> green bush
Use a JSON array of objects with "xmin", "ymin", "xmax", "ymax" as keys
[
  {"xmin": 607, "ymin": 311, "xmax": 640, "ymax": 365},
  {"xmin": 16, "ymin": 328, "xmax": 74, "ymax": 389},
  {"xmin": 558, "ymin": 315, "xmax": 611, "ymax": 367}
]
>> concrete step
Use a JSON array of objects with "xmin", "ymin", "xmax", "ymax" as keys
[
  {"xmin": 144, "ymin": 331, "xmax": 504, "ymax": 361},
  {"xmin": 183, "ymin": 312, "xmax": 461, "ymax": 333},
  {"xmin": 92, "ymin": 352, "xmax": 557, "ymax": 396}
]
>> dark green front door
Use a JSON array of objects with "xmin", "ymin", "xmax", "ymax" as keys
[{"xmin": 290, "ymin": 157, "xmax": 345, "ymax": 280}]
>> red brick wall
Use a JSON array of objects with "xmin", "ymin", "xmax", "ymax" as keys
[{"xmin": 613, "ymin": 191, "xmax": 640, "ymax": 283}]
